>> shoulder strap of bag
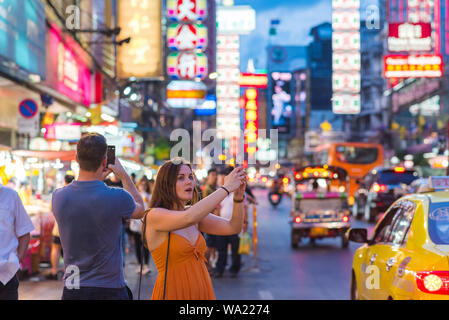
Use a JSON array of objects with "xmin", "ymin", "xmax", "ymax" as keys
[
  {"xmin": 163, "ymin": 232, "xmax": 171, "ymax": 300},
  {"xmin": 137, "ymin": 213, "xmax": 148, "ymax": 300}
]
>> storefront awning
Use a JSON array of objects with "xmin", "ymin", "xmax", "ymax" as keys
[{"xmin": 12, "ymin": 150, "xmax": 76, "ymax": 162}]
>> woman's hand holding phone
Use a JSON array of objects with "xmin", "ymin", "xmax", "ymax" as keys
[{"xmin": 223, "ymin": 167, "xmax": 247, "ymax": 193}]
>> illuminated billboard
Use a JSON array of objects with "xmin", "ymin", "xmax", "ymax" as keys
[
  {"xmin": 332, "ymin": 94, "xmax": 360, "ymax": 114},
  {"xmin": 270, "ymin": 72, "xmax": 292, "ymax": 134},
  {"xmin": 388, "ymin": 22, "xmax": 432, "ymax": 52},
  {"xmin": 216, "ymin": 5, "xmax": 256, "ymax": 34},
  {"xmin": 167, "ymin": 52, "xmax": 208, "ymax": 80},
  {"xmin": 166, "ymin": 80, "xmax": 206, "ymax": 108},
  {"xmin": 384, "ymin": 55, "xmax": 443, "ymax": 78},
  {"xmin": 167, "ymin": 23, "xmax": 208, "ymax": 51},
  {"xmin": 332, "ymin": 0, "xmax": 360, "ymax": 115},
  {"xmin": 117, "ymin": 0, "xmax": 162, "ymax": 78},
  {"xmin": 239, "ymin": 73, "xmax": 268, "ymax": 89},
  {"xmin": 244, "ymin": 89, "xmax": 259, "ymax": 154},
  {"xmin": 167, "ymin": 0, "xmax": 207, "ymax": 22}
]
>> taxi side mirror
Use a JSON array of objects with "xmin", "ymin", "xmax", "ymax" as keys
[{"xmin": 347, "ymin": 228, "xmax": 368, "ymax": 243}]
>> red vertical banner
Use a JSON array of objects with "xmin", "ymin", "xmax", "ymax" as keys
[
  {"xmin": 244, "ymin": 88, "xmax": 259, "ymax": 155},
  {"xmin": 435, "ymin": 0, "xmax": 441, "ymax": 54},
  {"xmin": 446, "ymin": 0, "xmax": 449, "ymax": 55}
]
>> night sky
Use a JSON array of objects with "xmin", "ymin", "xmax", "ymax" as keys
[{"xmin": 232, "ymin": 0, "xmax": 379, "ymax": 70}]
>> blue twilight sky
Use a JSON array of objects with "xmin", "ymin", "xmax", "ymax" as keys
[{"xmin": 232, "ymin": 0, "xmax": 379, "ymax": 71}]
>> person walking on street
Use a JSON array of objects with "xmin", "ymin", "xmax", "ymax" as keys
[
  {"xmin": 129, "ymin": 177, "xmax": 152, "ymax": 275},
  {"xmin": 214, "ymin": 166, "xmax": 245, "ymax": 279},
  {"xmin": 144, "ymin": 158, "xmax": 246, "ymax": 300},
  {"xmin": 0, "ymin": 185, "xmax": 34, "ymax": 300},
  {"xmin": 52, "ymin": 133, "xmax": 145, "ymax": 300},
  {"xmin": 46, "ymin": 174, "xmax": 75, "ymax": 280}
]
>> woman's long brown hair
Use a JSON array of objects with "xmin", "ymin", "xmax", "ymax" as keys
[{"xmin": 147, "ymin": 157, "xmax": 199, "ymax": 211}]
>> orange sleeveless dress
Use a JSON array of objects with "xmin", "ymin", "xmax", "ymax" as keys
[{"xmin": 150, "ymin": 232, "xmax": 216, "ymax": 300}]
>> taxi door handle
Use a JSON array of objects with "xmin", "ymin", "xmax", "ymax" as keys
[{"xmin": 386, "ymin": 258, "xmax": 396, "ymax": 271}]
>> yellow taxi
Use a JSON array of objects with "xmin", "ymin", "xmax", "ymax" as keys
[{"xmin": 347, "ymin": 176, "xmax": 449, "ymax": 300}]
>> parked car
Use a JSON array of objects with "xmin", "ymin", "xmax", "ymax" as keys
[{"xmin": 352, "ymin": 167, "xmax": 419, "ymax": 222}]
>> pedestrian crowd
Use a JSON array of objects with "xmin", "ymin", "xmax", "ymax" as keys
[{"xmin": 0, "ymin": 132, "xmax": 255, "ymax": 300}]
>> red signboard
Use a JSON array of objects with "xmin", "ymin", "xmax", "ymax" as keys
[
  {"xmin": 388, "ymin": 22, "xmax": 432, "ymax": 52},
  {"xmin": 239, "ymin": 73, "xmax": 268, "ymax": 89},
  {"xmin": 384, "ymin": 55, "xmax": 443, "ymax": 78},
  {"xmin": 388, "ymin": 22, "xmax": 432, "ymax": 38},
  {"xmin": 244, "ymin": 89, "xmax": 259, "ymax": 154}
]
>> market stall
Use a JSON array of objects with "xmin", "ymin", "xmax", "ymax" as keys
[{"xmin": 9, "ymin": 149, "xmax": 76, "ymax": 276}]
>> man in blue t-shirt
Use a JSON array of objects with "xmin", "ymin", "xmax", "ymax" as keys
[{"xmin": 52, "ymin": 133, "xmax": 145, "ymax": 300}]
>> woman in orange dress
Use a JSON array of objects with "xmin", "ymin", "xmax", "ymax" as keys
[{"xmin": 144, "ymin": 158, "xmax": 246, "ymax": 300}]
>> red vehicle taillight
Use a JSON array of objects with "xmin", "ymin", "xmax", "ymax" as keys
[
  {"xmin": 373, "ymin": 183, "xmax": 387, "ymax": 193},
  {"xmin": 294, "ymin": 216, "xmax": 302, "ymax": 224},
  {"xmin": 416, "ymin": 271, "xmax": 449, "ymax": 295},
  {"xmin": 342, "ymin": 215, "xmax": 350, "ymax": 223}
]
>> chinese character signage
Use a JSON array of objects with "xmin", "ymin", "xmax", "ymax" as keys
[
  {"xmin": 166, "ymin": 0, "xmax": 209, "ymax": 103},
  {"xmin": 166, "ymin": 80, "xmax": 207, "ymax": 108},
  {"xmin": 388, "ymin": 22, "xmax": 432, "ymax": 52},
  {"xmin": 167, "ymin": 0, "xmax": 207, "ymax": 22},
  {"xmin": 332, "ymin": 93, "xmax": 361, "ymax": 114},
  {"xmin": 333, "ymin": 73, "xmax": 360, "ymax": 93},
  {"xmin": 167, "ymin": 52, "xmax": 208, "ymax": 80},
  {"xmin": 332, "ymin": 0, "xmax": 360, "ymax": 114},
  {"xmin": 244, "ymin": 89, "xmax": 259, "ymax": 154},
  {"xmin": 239, "ymin": 73, "xmax": 268, "ymax": 89},
  {"xmin": 332, "ymin": 32, "xmax": 360, "ymax": 51},
  {"xmin": 384, "ymin": 55, "xmax": 443, "ymax": 78},
  {"xmin": 332, "ymin": 11, "xmax": 360, "ymax": 30},
  {"xmin": 332, "ymin": 0, "xmax": 360, "ymax": 9},
  {"xmin": 216, "ymin": 6, "xmax": 256, "ymax": 34},
  {"xmin": 167, "ymin": 23, "xmax": 208, "ymax": 51},
  {"xmin": 117, "ymin": 0, "xmax": 162, "ymax": 78},
  {"xmin": 46, "ymin": 23, "xmax": 91, "ymax": 106}
]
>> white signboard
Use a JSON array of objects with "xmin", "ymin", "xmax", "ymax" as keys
[
  {"xmin": 332, "ymin": 11, "xmax": 360, "ymax": 30},
  {"xmin": 217, "ymin": 100, "xmax": 240, "ymax": 115},
  {"xmin": 332, "ymin": 94, "xmax": 361, "ymax": 114},
  {"xmin": 216, "ymin": 6, "xmax": 256, "ymax": 35},
  {"xmin": 332, "ymin": 32, "xmax": 360, "ymax": 51},
  {"xmin": 333, "ymin": 73, "xmax": 360, "ymax": 93},
  {"xmin": 332, "ymin": 53, "xmax": 361, "ymax": 71}
]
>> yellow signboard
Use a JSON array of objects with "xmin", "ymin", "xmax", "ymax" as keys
[{"xmin": 117, "ymin": 0, "xmax": 162, "ymax": 79}]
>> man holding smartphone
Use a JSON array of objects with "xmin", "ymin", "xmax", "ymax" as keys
[{"xmin": 52, "ymin": 133, "xmax": 145, "ymax": 300}]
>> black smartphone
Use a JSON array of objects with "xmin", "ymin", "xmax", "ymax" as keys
[{"xmin": 107, "ymin": 145, "xmax": 115, "ymax": 167}]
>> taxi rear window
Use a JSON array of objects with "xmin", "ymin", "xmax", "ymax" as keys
[{"xmin": 428, "ymin": 201, "xmax": 449, "ymax": 245}]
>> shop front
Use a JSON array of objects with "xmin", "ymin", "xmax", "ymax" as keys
[{"xmin": 389, "ymin": 77, "xmax": 449, "ymax": 172}]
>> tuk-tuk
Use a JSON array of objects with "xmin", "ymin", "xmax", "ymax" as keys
[{"xmin": 290, "ymin": 165, "xmax": 351, "ymax": 249}]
